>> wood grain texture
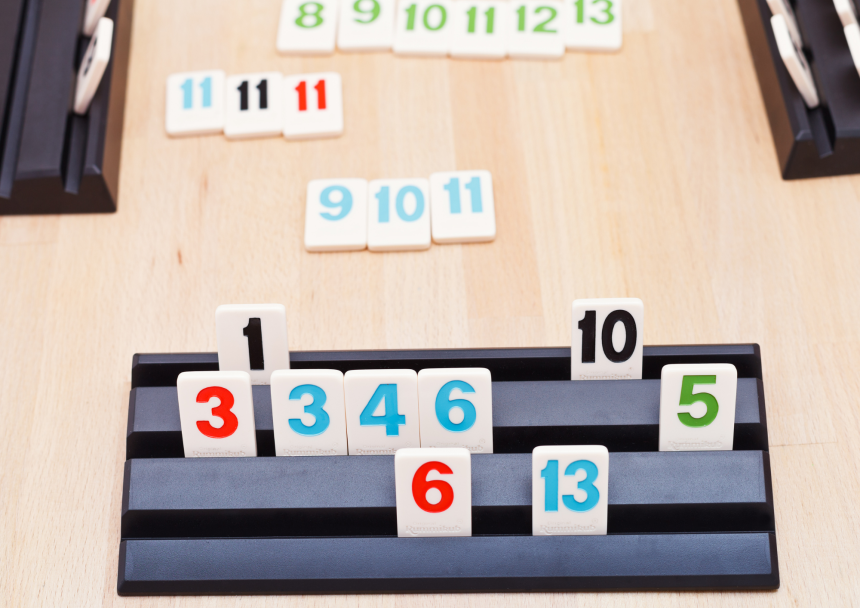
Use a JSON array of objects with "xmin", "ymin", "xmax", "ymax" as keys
[{"xmin": 1, "ymin": 0, "xmax": 859, "ymax": 604}]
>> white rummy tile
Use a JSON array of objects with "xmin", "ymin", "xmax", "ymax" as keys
[
  {"xmin": 846, "ymin": 23, "xmax": 860, "ymax": 78},
  {"xmin": 177, "ymin": 371, "xmax": 257, "ymax": 458},
  {"xmin": 338, "ymin": 0, "xmax": 396, "ymax": 50},
  {"xmin": 418, "ymin": 368, "xmax": 493, "ymax": 453},
  {"xmin": 224, "ymin": 72, "xmax": 285, "ymax": 139},
  {"xmin": 284, "ymin": 72, "xmax": 344, "ymax": 139},
  {"xmin": 449, "ymin": 1, "xmax": 508, "ymax": 59},
  {"xmin": 367, "ymin": 178, "xmax": 431, "ymax": 251},
  {"xmin": 396, "ymin": 447, "xmax": 472, "ymax": 537},
  {"xmin": 83, "ymin": 0, "xmax": 111, "ymax": 36},
  {"xmin": 216, "ymin": 304, "xmax": 290, "ymax": 385},
  {"xmin": 571, "ymin": 298, "xmax": 643, "ymax": 380},
  {"xmin": 771, "ymin": 15, "xmax": 819, "ymax": 108},
  {"xmin": 507, "ymin": 0, "xmax": 565, "ymax": 59},
  {"xmin": 277, "ymin": 0, "xmax": 340, "ymax": 54},
  {"xmin": 564, "ymin": 0, "xmax": 622, "ymax": 51},
  {"xmin": 305, "ymin": 179, "xmax": 368, "ymax": 251},
  {"xmin": 73, "ymin": 17, "xmax": 113, "ymax": 115},
  {"xmin": 271, "ymin": 369, "xmax": 348, "ymax": 456},
  {"xmin": 835, "ymin": 0, "xmax": 859, "ymax": 27},
  {"xmin": 393, "ymin": 0, "xmax": 453, "ymax": 56},
  {"xmin": 766, "ymin": 0, "xmax": 803, "ymax": 48},
  {"xmin": 658, "ymin": 364, "xmax": 738, "ymax": 452},
  {"xmin": 165, "ymin": 70, "xmax": 225, "ymax": 136},
  {"xmin": 344, "ymin": 369, "xmax": 420, "ymax": 454},
  {"xmin": 429, "ymin": 170, "xmax": 496, "ymax": 244},
  {"xmin": 532, "ymin": 445, "xmax": 608, "ymax": 535}
]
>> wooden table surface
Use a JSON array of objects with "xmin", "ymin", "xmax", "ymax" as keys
[{"xmin": 2, "ymin": 0, "xmax": 859, "ymax": 604}]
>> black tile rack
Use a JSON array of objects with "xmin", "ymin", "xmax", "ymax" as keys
[
  {"xmin": 739, "ymin": 0, "xmax": 860, "ymax": 179},
  {"xmin": 0, "ymin": 0, "xmax": 132, "ymax": 215},
  {"xmin": 118, "ymin": 344, "xmax": 779, "ymax": 595}
]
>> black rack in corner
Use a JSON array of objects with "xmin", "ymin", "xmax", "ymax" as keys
[
  {"xmin": 0, "ymin": 0, "xmax": 133, "ymax": 216},
  {"xmin": 739, "ymin": 0, "xmax": 860, "ymax": 179}
]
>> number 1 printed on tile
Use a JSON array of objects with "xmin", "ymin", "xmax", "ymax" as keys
[{"xmin": 216, "ymin": 304, "xmax": 291, "ymax": 385}]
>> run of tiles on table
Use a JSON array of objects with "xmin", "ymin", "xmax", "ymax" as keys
[
  {"xmin": 277, "ymin": 0, "xmax": 622, "ymax": 58},
  {"xmin": 176, "ymin": 299, "xmax": 738, "ymax": 536},
  {"xmin": 165, "ymin": 70, "xmax": 343, "ymax": 139},
  {"xmin": 304, "ymin": 171, "xmax": 496, "ymax": 251}
]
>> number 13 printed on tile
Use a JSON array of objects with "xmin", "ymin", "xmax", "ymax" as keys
[
  {"xmin": 532, "ymin": 445, "xmax": 608, "ymax": 535},
  {"xmin": 564, "ymin": 0, "xmax": 622, "ymax": 51}
]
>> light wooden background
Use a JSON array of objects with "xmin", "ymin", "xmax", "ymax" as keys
[{"xmin": 2, "ymin": 0, "xmax": 859, "ymax": 604}]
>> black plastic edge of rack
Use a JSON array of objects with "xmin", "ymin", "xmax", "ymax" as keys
[
  {"xmin": 0, "ymin": 0, "xmax": 132, "ymax": 214},
  {"xmin": 117, "ymin": 533, "xmax": 779, "ymax": 594},
  {"xmin": 737, "ymin": 0, "xmax": 860, "ymax": 179},
  {"xmin": 129, "ymin": 344, "xmax": 763, "ymax": 388}
]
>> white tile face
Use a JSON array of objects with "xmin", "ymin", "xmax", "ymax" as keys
[
  {"xmin": 449, "ymin": 1, "xmax": 508, "ymax": 59},
  {"xmin": 771, "ymin": 15, "xmax": 819, "ymax": 108},
  {"xmin": 216, "ymin": 304, "xmax": 290, "ymax": 385},
  {"xmin": 83, "ymin": 0, "xmax": 111, "ymax": 36},
  {"xmin": 177, "ymin": 371, "xmax": 257, "ymax": 458},
  {"xmin": 429, "ymin": 170, "xmax": 496, "ymax": 244},
  {"xmin": 846, "ymin": 23, "xmax": 860, "ymax": 78},
  {"xmin": 338, "ymin": 0, "xmax": 396, "ymax": 50},
  {"xmin": 571, "ymin": 298, "xmax": 643, "ymax": 380},
  {"xmin": 507, "ymin": 0, "xmax": 565, "ymax": 59},
  {"xmin": 835, "ymin": 0, "xmax": 858, "ymax": 27},
  {"xmin": 532, "ymin": 445, "xmax": 608, "ymax": 535},
  {"xmin": 271, "ymin": 369, "xmax": 348, "ymax": 456},
  {"xmin": 367, "ymin": 179, "xmax": 431, "ymax": 251},
  {"xmin": 73, "ymin": 17, "xmax": 113, "ymax": 115},
  {"xmin": 224, "ymin": 72, "xmax": 285, "ymax": 139},
  {"xmin": 659, "ymin": 364, "xmax": 737, "ymax": 452},
  {"xmin": 766, "ymin": 0, "xmax": 803, "ymax": 48},
  {"xmin": 305, "ymin": 179, "xmax": 368, "ymax": 251},
  {"xmin": 165, "ymin": 70, "xmax": 225, "ymax": 136},
  {"xmin": 395, "ymin": 448, "xmax": 472, "ymax": 537},
  {"xmin": 344, "ymin": 370, "xmax": 420, "ymax": 454},
  {"xmin": 393, "ymin": 0, "xmax": 453, "ymax": 56},
  {"xmin": 564, "ymin": 0, "xmax": 621, "ymax": 51},
  {"xmin": 283, "ymin": 72, "xmax": 344, "ymax": 140},
  {"xmin": 277, "ymin": 0, "xmax": 340, "ymax": 54},
  {"xmin": 418, "ymin": 368, "xmax": 493, "ymax": 453}
]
